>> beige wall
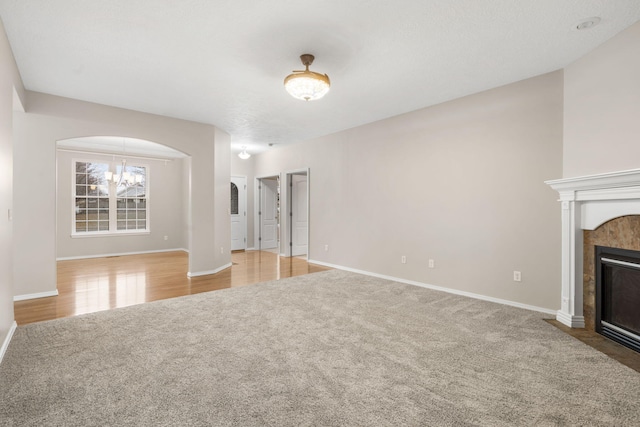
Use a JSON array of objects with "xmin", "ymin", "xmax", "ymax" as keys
[
  {"xmin": 0, "ymin": 17, "xmax": 24, "ymax": 356},
  {"xmin": 214, "ymin": 127, "xmax": 232, "ymax": 267},
  {"xmin": 13, "ymin": 92, "xmax": 230, "ymax": 297},
  {"xmin": 255, "ymin": 71, "xmax": 564, "ymax": 311},
  {"xmin": 563, "ymin": 22, "xmax": 640, "ymax": 178},
  {"xmin": 55, "ymin": 150, "xmax": 187, "ymax": 259}
]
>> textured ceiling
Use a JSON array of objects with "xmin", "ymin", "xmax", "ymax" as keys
[{"xmin": 1, "ymin": 1, "xmax": 639, "ymax": 155}]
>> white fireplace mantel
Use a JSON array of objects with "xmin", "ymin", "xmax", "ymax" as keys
[{"xmin": 546, "ymin": 169, "xmax": 640, "ymax": 328}]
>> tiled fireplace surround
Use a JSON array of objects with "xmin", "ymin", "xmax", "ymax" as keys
[{"xmin": 547, "ymin": 169, "xmax": 640, "ymax": 330}]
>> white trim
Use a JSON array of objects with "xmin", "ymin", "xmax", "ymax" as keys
[
  {"xmin": 14, "ymin": 290, "xmax": 59, "ymax": 302},
  {"xmin": 56, "ymin": 248, "xmax": 187, "ymax": 261},
  {"xmin": 231, "ymin": 175, "xmax": 248, "ymax": 251},
  {"xmin": 546, "ymin": 168, "xmax": 640, "ymax": 329},
  {"xmin": 187, "ymin": 262, "xmax": 232, "ymax": 278},
  {"xmin": 246, "ymin": 247, "xmax": 256, "ymax": 251},
  {"xmin": 576, "ymin": 186, "xmax": 640, "ymax": 202},
  {"xmin": 308, "ymin": 260, "xmax": 557, "ymax": 316},
  {"xmin": 284, "ymin": 168, "xmax": 310, "ymax": 259},
  {"xmin": 0, "ymin": 321, "xmax": 18, "ymax": 365},
  {"xmin": 556, "ymin": 311, "xmax": 585, "ymax": 328},
  {"xmin": 581, "ymin": 199, "xmax": 640, "ymax": 230},
  {"xmin": 545, "ymin": 168, "xmax": 640, "ymax": 192},
  {"xmin": 71, "ymin": 230, "xmax": 151, "ymax": 238},
  {"xmin": 255, "ymin": 173, "xmax": 282, "ymax": 251},
  {"xmin": 71, "ymin": 157, "xmax": 151, "ymax": 236}
]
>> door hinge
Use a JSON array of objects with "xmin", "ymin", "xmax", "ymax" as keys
[
  {"xmin": 258, "ymin": 211, "xmax": 262, "ymax": 216},
  {"xmin": 244, "ymin": 185, "xmax": 247, "ymax": 190},
  {"xmin": 244, "ymin": 211, "xmax": 246, "ymax": 216},
  {"xmin": 259, "ymin": 237, "xmax": 262, "ymax": 241}
]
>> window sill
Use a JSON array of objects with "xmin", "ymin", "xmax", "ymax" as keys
[{"xmin": 71, "ymin": 231, "xmax": 151, "ymax": 239}]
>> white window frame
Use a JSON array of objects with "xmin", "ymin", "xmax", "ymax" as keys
[{"xmin": 71, "ymin": 158, "xmax": 151, "ymax": 237}]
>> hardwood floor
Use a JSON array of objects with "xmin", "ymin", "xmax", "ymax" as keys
[
  {"xmin": 546, "ymin": 320, "xmax": 640, "ymax": 373},
  {"xmin": 14, "ymin": 250, "xmax": 331, "ymax": 325}
]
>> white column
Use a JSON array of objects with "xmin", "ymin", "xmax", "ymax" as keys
[{"xmin": 556, "ymin": 193, "xmax": 585, "ymax": 328}]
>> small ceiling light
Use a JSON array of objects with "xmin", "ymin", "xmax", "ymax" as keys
[
  {"xmin": 238, "ymin": 146, "xmax": 251, "ymax": 160},
  {"xmin": 284, "ymin": 54, "xmax": 330, "ymax": 101},
  {"xmin": 576, "ymin": 17, "xmax": 601, "ymax": 30}
]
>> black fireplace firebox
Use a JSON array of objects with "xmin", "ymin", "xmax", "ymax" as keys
[{"xmin": 596, "ymin": 246, "xmax": 640, "ymax": 353}]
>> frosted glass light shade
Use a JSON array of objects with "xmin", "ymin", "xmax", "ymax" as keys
[
  {"xmin": 284, "ymin": 71, "xmax": 330, "ymax": 101},
  {"xmin": 238, "ymin": 147, "xmax": 251, "ymax": 160}
]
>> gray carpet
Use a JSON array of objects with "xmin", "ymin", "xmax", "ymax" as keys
[{"xmin": 1, "ymin": 270, "xmax": 639, "ymax": 426}]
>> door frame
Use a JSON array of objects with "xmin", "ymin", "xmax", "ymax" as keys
[
  {"xmin": 254, "ymin": 174, "xmax": 281, "ymax": 253},
  {"xmin": 284, "ymin": 168, "xmax": 310, "ymax": 259},
  {"xmin": 230, "ymin": 175, "xmax": 247, "ymax": 251}
]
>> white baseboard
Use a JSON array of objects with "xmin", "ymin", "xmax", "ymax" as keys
[
  {"xmin": 14, "ymin": 290, "xmax": 59, "ymax": 302},
  {"xmin": 187, "ymin": 262, "xmax": 232, "ymax": 278},
  {"xmin": 57, "ymin": 248, "xmax": 188, "ymax": 261},
  {"xmin": 308, "ymin": 259, "xmax": 557, "ymax": 316},
  {"xmin": 0, "ymin": 321, "xmax": 17, "ymax": 365},
  {"xmin": 556, "ymin": 311, "xmax": 585, "ymax": 328}
]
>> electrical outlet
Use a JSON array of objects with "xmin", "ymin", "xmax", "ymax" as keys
[
  {"xmin": 325, "ymin": 244, "xmax": 329, "ymax": 251},
  {"xmin": 428, "ymin": 259, "xmax": 435, "ymax": 268},
  {"xmin": 401, "ymin": 255, "xmax": 406, "ymax": 264},
  {"xmin": 513, "ymin": 271, "xmax": 522, "ymax": 282},
  {"xmin": 220, "ymin": 247, "xmax": 224, "ymax": 254},
  {"xmin": 164, "ymin": 235, "xmax": 168, "ymax": 241}
]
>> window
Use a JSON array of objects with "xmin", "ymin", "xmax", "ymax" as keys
[
  {"xmin": 230, "ymin": 183, "xmax": 239, "ymax": 215},
  {"xmin": 75, "ymin": 162, "xmax": 110, "ymax": 232},
  {"xmin": 115, "ymin": 163, "xmax": 147, "ymax": 231},
  {"xmin": 74, "ymin": 160, "xmax": 148, "ymax": 235}
]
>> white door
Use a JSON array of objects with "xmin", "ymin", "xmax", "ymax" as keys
[
  {"xmin": 260, "ymin": 178, "xmax": 278, "ymax": 250},
  {"xmin": 230, "ymin": 176, "xmax": 246, "ymax": 250},
  {"xmin": 291, "ymin": 174, "xmax": 308, "ymax": 256}
]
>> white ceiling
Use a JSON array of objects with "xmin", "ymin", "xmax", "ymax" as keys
[{"xmin": 1, "ymin": 1, "xmax": 639, "ymax": 156}]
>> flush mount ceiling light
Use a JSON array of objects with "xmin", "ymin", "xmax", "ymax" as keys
[
  {"xmin": 238, "ymin": 146, "xmax": 251, "ymax": 160},
  {"xmin": 284, "ymin": 54, "xmax": 330, "ymax": 101}
]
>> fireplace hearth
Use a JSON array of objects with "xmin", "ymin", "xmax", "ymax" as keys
[{"xmin": 596, "ymin": 246, "xmax": 640, "ymax": 353}]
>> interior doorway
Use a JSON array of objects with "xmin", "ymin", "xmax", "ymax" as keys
[
  {"xmin": 230, "ymin": 176, "xmax": 247, "ymax": 251},
  {"xmin": 256, "ymin": 176, "xmax": 280, "ymax": 252},
  {"xmin": 286, "ymin": 170, "xmax": 309, "ymax": 258}
]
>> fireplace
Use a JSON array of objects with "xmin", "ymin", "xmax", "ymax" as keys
[
  {"xmin": 546, "ymin": 169, "xmax": 640, "ymax": 330},
  {"xmin": 596, "ymin": 246, "xmax": 640, "ymax": 353}
]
